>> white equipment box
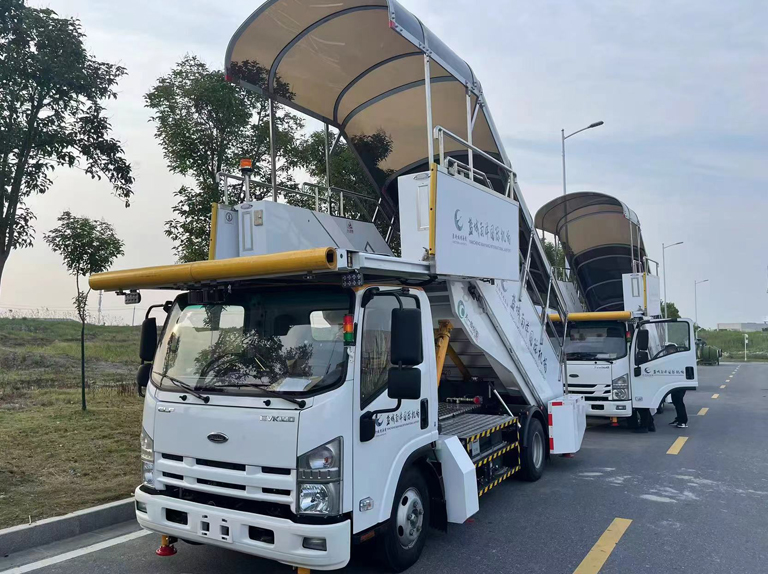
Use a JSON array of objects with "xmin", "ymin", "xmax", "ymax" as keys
[{"xmin": 548, "ymin": 395, "xmax": 587, "ymax": 454}]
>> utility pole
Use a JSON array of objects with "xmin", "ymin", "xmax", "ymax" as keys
[
  {"xmin": 662, "ymin": 241, "xmax": 684, "ymax": 318},
  {"xmin": 694, "ymin": 279, "xmax": 709, "ymax": 336},
  {"xmin": 744, "ymin": 333, "xmax": 748, "ymax": 362},
  {"xmin": 560, "ymin": 121, "xmax": 604, "ymax": 270},
  {"xmin": 132, "ymin": 307, "xmax": 136, "ymax": 327},
  {"xmin": 97, "ymin": 290, "xmax": 103, "ymax": 325}
]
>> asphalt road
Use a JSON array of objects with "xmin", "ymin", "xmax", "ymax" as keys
[{"xmin": 3, "ymin": 363, "xmax": 767, "ymax": 574}]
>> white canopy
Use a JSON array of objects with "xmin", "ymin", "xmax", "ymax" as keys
[{"xmin": 225, "ymin": 0, "xmax": 507, "ymax": 192}]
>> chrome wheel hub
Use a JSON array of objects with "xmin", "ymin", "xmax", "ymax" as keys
[{"xmin": 396, "ymin": 487, "xmax": 424, "ymax": 549}]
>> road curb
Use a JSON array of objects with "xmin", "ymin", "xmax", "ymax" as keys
[{"xmin": 0, "ymin": 498, "xmax": 135, "ymax": 556}]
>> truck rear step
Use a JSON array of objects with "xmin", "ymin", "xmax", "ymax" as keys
[{"xmin": 438, "ymin": 408, "xmax": 521, "ymax": 495}]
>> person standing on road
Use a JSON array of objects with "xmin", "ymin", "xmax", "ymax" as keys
[
  {"xmin": 634, "ymin": 408, "xmax": 656, "ymax": 433},
  {"xmin": 669, "ymin": 389, "xmax": 688, "ymax": 428}
]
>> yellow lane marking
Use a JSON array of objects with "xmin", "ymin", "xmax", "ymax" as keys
[
  {"xmin": 573, "ymin": 518, "xmax": 633, "ymax": 574},
  {"xmin": 667, "ymin": 437, "xmax": 689, "ymax": 455},
  {"xmin": 720, "ymin": 385, "xmax": 726, "ymax": 389},
  {"xmin": 698, "ymin": 408, "xmax": 709, "ymax": 416},
  {"xmin": 712, "ymin": 393, "xmax": 720, "ymax": 399}
]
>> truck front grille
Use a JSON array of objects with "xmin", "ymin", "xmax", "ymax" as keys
[
  {"xmin": 567, "ymin": 383, "xmax": 611, "ymax": 400},
  {"xmin": 155, "ymin": 452, "xmax": 295, "ymax": 508}
]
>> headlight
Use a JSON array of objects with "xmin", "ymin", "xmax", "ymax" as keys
[
  {"xmin": 612, "ymin": 375, "xmax": 629, "ymax": 401},
  {"xmin": 140, "ymin": 429, "xmax": 155, "ymax": 486},
  {"xmin": 299, "ymin": 482, "xmax": 341, "ymax": 515},
  {"xmin": 297, "ymin": 437, "xmax": 342, "ymax": 515}
]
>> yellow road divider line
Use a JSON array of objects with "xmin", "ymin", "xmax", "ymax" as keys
[
  {"xmin": 698, "ymin": 408, "xmax": 709, "ymax": 416},
  {"xmin": 667, "ymin": 437, "xmax": 689, "ymax": 455},
  {"xmin": 712, "ymin": 393, "xmax": 720, "ymax": 399},
  {"xmin": 573, "ymin": 518, "xmax": 633, "ymax": 574},
  {"xmin": 720, "ymin": 385, "xmax": 726, "ymax": 389}
]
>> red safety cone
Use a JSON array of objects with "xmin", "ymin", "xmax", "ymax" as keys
[
  {"xmin": 611, "ymin": 417, "xmax": 619, "ymax": 427},
  {"xmin": 156, "ymin": 535, "xmax": 177, "ymax": 557}
]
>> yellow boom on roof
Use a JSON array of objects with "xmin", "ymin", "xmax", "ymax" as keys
[
  {"xmin": 89, "ymin": 247, "xmax": 337, "ymax": 292},
  {"xmin": 549, "ymin": 311, "xmax": 632, "ymax": 323}
]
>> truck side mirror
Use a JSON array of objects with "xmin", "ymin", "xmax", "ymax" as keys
[
  {"xmin": 137, "ymin": 362, "xmax": 152, "ymax": 397},
  {"xmin": 388, "ymin": 368, "xmax": 421, "ymax": 400},
  {"xmin": 390, "ymin": 308, "xmax": 422, "ymax": 366},
  {"xmin": 139, "ymin": 318, "xmax": 158, "ymax": 362},
  {"xmin": 635, "ymin": 329, "xmax": 649, "ymax": 352}
]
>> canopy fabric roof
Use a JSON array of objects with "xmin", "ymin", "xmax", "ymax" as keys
[
  {"xmin": 535, "ymin": 192, "xmax": 646, "ymax": 313},
  {"xmin": 225, "ymin": 0, "xmax": 506, "ymax": 192}
]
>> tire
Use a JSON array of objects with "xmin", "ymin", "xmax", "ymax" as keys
[
  {"xmin": 381, "ymin": 467, "xmax": 430, "ymax": 572},
  {"xmin": 519, "ymin": 418, "xmax": 546, "ymax": 482},
  {"xmin": 656, "ymin": 402, "xmax": 665, "ymax": 415}
]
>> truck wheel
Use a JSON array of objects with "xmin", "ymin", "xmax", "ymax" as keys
[
  {"xmin": 519, "ymin": 418, "xmax": 545, "ymax": 482},
  {"xmin": 381, "ymin": 467, "xmax": 430, "ymax": 572},
  {"xmin": 626, "ymin": 409, "xmax": 640, "ymax": 429}
]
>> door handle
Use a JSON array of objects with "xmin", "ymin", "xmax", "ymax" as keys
[{"xmin": 420, "ymin": 399, "xmax": 428, "ymax": 430}]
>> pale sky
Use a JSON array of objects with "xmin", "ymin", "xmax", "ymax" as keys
[{"xmin": 2, "ymin": 0, "xmax": 766, "ymax": 327}]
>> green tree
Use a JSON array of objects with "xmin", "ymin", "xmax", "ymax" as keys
[
  {"xmin": 662, "ymin": 301, "xmax": 681, "ymax": 319},
  {"xmin": 145, "ymin": 55, "xmax": 304, "ymax": 263},
  {"xmin": 295, "ymin": 129, "xmax": 395, "ymax": 239},
  {"xmin": 44, "ymin": 211, "xmax": 124, "ymax": 410},
  {"xmin": 543, "ymin": 239, "xmax": 565, "ymax": 269},
  {"xmin": 0, "ymin": 1, "xmax": 133, "ymax": 289}
]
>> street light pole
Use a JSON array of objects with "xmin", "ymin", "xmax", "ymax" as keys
[
  {"xmin": 662, "ymin": 241, "xmax": 684, "ymax": 318},
  {"xmin": 561, "ymin": 121, "xmax": 604, "ymax": 270},
  {"xmin": 694, "ymin": 279, "xmax": 709, "ymax": 335}
]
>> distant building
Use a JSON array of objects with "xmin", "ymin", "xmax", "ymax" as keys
[{"xmin": 717, "ymin": 322, "xmax": 768, "ymax": 332}]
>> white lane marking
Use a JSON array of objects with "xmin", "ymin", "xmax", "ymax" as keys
[{"xmin": 2, "ymin": 529, "xmax": 151, "ymax": 573}]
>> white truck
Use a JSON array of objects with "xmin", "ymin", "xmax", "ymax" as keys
[
  {"xmin": 89, "ymin": 1, "xmax": 589, "ymax": 570},
  {"xmin": 535, "ymin": 192, "xmax": 698, "ymax": 424}
]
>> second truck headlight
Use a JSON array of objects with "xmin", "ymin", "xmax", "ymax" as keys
[
  {"xmin": 140, "ymin": 428, "xmax": 155, "ymax": 486},
  {"xmin": 612, "ymin": 375, "xmax": 629, "ymax": 401},
  {"xmin": 297, "ymin": 437, "xmax": 342, "ymax": 516}
]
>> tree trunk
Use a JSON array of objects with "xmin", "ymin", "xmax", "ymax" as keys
[
  {"xmin": 81, "ymin": 319, "xmax": 87, "ymax": 411},
  {"xmin": 0, "ymin": 252, "xmax": 7, "ymax": 293}
]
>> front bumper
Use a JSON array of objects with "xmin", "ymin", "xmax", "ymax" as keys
[
  {"xmin": 585, "ymin": 400, "xmax": 632, "ymax": 417},
  {"xmin": 134, "ymin": 487, "xmax": 350, "ymax": 570}
]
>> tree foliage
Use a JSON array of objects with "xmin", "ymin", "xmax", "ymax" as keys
[
  {"xmin": 294, "ymin": 129, "xmax": 394, "ymax": 228},
  {"xmin": 0, "ymin": 0, "xmax": 133, "ymax": 287},
  {"xmin": 145, "ymin": 55, "xmax": 304, "ymax": 263},
  {"xmin": 44, "ymin": 211, "xmax": 124, "ymax": 410},
  {"xmin": 543, "ymin": 239, "xmax": 565, "ymax": 269},
  {"xmin": 661, "ymin": 301, "xmax": 680, "ymax": 319},
  {"xmin": 147, "ymin": 55, "xmax": 401, "ymax": 262}
]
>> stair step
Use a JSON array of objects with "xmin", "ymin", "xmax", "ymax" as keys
[
  {"xmin": 439, "ymin": 413, "xmax": 516, "ymax": 442},
  {"xmin": 472, "ymin": 440, "xmax": 519, "ymax": 467},
  {"xmin": 478, "ymin": 464, "xmax": 520, "ymax": 497}
]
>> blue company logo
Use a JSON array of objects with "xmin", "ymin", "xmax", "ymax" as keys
[
  {"xmin": 454, "ymin": 209, "xmax": 464, "ymax": 231},
  {"xmin": 457, "ymin": 300, "xmax": 467, "ymax": 319}
]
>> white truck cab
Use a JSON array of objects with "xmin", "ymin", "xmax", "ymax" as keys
[{"xmin": 561, "ymin": 317, "xmax": 698, "ymax": 420}]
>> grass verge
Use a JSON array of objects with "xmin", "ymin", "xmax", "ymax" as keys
[{"xmin": 0, "ymin": 318, "xmax": 143, "ymax": 529}]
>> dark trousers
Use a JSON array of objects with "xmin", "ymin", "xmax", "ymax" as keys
[
  {"xmin": 671, "ymin": 389, "xmax": 688, "ymax": 424},
  {"xmin": 638, "ymin": 408, "xmax": 655, "ymax": 430}
]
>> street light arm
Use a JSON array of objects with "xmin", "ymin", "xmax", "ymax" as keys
[{"xmin": 564, "ymin": 121, "xmax": 605, "ymax": 140}]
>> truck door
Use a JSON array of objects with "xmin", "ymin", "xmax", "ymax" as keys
[
  {"xmin": 630, "ymin": 319, "xmax": 698, "ymax": 409},
  {"xmin": 352, "ymin": 288, "xmax": 437, "ymax": 534}
]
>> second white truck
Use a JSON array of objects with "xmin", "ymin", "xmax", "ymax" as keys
[{"xmin": 536, "ymin": 192, "xmax": 698, "ymax": 423}]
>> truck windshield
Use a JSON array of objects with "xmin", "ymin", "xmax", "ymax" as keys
[
  {"xmin": 564, "ymin": 321, "xmax": 627, "ymax": 361},
  {"xmin": 152, "ymin": 289, "xmax": 351, "ymax": 397}
]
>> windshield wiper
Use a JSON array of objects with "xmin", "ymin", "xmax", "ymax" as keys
[
  {"xmin": 207, "ymin": 382, "xmax": 306, "ymax": 409},
  {"xmin": 153, "ymin": 371, "xmax": 210, "ymax": 404}
]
